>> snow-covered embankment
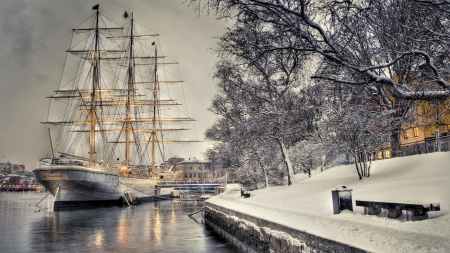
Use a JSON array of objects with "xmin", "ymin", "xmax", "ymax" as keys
[{"xmin": 205, "ymin": 152, "xmax": 450, "ymax": 252}]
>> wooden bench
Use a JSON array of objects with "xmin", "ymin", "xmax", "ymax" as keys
[
  {"xmin": 241, "ymin": 188, "xmax": 251, "ymax": 198},
  {"xmin": 356, "ymin": 199, "xmax": 440, "ymax": 221}
]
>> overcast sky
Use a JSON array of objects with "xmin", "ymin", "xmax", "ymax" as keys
[{"xmin": 0, "ymin": 0, "xmax": 228, "ymax": 170}]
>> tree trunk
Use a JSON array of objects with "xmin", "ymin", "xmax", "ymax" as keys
[
  {"xmin": 435, "ymin": 116, "xmax": 441, "ymax": 152},
  {"xmin": 353, "ymin": 151, "xmax": 363, "ymax": 180},
  {"xmin": 254, "ymin": 148, "xmax": 269, "ymax": 188},
  {"xmin": 321, "ymin": 154, "xmax": 326, "ymax": 172},
  {"xmin": 367, "ymin": 153, "xmax": 372, "ymax": 177},
  {"xmin": 276, "ymin": 138, "xmax": 295, "ymax": 185},
  {"xmin": 435, "ymin": 125, "xmax": 440, "ymax": 152},
  {"xmin": 390, "ymin": 127, "xmax": 401, "ymax": 158},
  {"xmin": 308, "ymin": 155, "xmax": 312, "ymax": 178}
]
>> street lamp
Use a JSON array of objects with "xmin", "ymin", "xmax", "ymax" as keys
[{"xmin": 0, "ymin": 156, "xmax": 5, "ymax": 175}]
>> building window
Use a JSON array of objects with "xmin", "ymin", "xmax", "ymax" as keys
[
  {"xmin": 189, "ymin": 173, "xmax": 192, "ymax": 178},
  {"xmin": 385, "ymin": 150, "xmax": 391, "ymax": 159},
  {"xmin": 378, "ymin": 151, "xmax": 383, "ymax": 160},
  {"xmin": 404, "ymin": 131, "xmax": 409, "ymax": 139},
  {"xmin": 413, "ymin": 127, "xmax": 419, "ymax": 137},
  {"xmin": 184, "ymin": 173, "xmax": 187, "ymax": 178}
]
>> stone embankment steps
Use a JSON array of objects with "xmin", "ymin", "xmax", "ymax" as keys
[{"xmin": 204, "ymin": 202, "xmax": 370, "ymax": 253}]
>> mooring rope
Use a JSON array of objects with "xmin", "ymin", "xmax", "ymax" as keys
[
  {"xmin": 118, "ymin": 182, "xmax": 131, "ymax": 207},
  {"xmin": 188, "ymin": 207, "xmax": 204, "ymax": 217},
  {"xmin": 35, "ymin": 192, "xmax": 51, "ymax": 207}
]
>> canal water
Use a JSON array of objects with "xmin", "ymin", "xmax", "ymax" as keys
[{"xmin": 0, "ymin": 192, "xmax": 239, "ymax": 253}]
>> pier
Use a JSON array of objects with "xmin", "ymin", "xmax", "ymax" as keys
[{"xmin": 0, "ymin": 185, "xmax": 43, "ymax": 192}]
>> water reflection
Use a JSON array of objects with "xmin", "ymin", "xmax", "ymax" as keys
[
  {"xmin": 95, "ymin": 229, "xmax": 104, "ymax": 247},
  {"xmin": 0, "ymin": 193, "xmax": 240, "ymax": 253},
  {"xmin": 153, "ymin": 206, "xmax": 162, "ymax": 245}
]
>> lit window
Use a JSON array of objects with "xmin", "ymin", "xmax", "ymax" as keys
[
  {"xmin": 413, "ymin": 127, "xmax": 419, "ymax": 137},
  {"xmin": 378, "ymin": 152, "xmax": 383, "ymax": 160},
  {"xmin": 385, "ymin": 150, "xmax": 391, "ymax": 159},
  {"xmin": 404, "ymin": 131, "xmax": 409, "ymax": 139}
]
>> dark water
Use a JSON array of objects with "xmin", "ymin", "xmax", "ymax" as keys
[{"xmin": 0, "ymin": 192, "xmax": 239, "ymax": 253}]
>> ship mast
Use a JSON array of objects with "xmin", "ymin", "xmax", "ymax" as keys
[
  {"xmin": 43, "ymin": 9, "xmax": 201, "ymax": 168},
  {"xmin": 125, "ymin": 13, "xmax": 135, "ymax": 166},
  {"xmin": 151, "ymin": 47, "xmax": 158, "ymax": 175},
  {"xmin": 90, "ymin": 7, "xmax": 101, "ymax": 165}
]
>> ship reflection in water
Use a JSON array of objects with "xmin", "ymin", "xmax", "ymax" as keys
[{"xmin": 0, "ymin": 193, "xmax": 239, "ymax": 253}]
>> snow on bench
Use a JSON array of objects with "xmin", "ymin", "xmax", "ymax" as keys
[
  {"xmin": 355, "ymin": 199, "xmax": 440, "ymax": 221},
  {"xmin": 241, "ymin": 188, "xmax": 251, "ymax": 198}
]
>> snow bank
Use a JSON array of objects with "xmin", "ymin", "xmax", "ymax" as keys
[{"xmin": 207, "ymin": 152, "xmax": 450, "ymax": 252}]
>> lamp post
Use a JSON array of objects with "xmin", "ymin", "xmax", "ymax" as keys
[{"xmin": 0, "ymin": 156, "xmax": 4, "ymax": 176}]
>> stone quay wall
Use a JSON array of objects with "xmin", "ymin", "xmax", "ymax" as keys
[{"xmin": 204, "ymin": 202, "xmax": 370, "ymax": 253}]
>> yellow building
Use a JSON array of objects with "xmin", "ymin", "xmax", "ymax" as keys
[{"xmin": 400, "ymin": 101, "xmax": 450, "ymax": 155}]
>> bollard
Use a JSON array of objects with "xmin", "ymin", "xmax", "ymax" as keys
[{"xmin": 332, "ymin": 185, "xmax": 353, "ymax": 214}]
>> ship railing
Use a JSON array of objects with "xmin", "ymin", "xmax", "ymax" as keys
[
  {"xmin": 94, "ymin": 162, "xmax": 119, "ymax": 175},
  {"xmin": 38, "ymin": 158, "xmax": 119, "ymax": 175},
  {"xmin": 39, "ymin": 158, "xmax": 85, "ymax": 166}
]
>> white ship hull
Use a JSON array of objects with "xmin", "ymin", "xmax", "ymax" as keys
[{"xmin": 33, "ymin": 165, "xmax": 156, "ymax": 210}]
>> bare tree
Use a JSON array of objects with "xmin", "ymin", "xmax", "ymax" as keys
[
  {"xmin": 205, "ymin": 114, "xmax": 273, "ymax": 188},
  {"xmin": 190, "ymin": 0, "xmax": 450, "ymax": 158},
  {"xmin": 188, "ymin": 0, "xmax": 450, "ymax": 101},
  {"xmin": 320, "ymin": 85, "xmax": 391, "ymax": 180},
  {"xmin": 213, "ymin": 12, "xmax": 328, "ymax": 185}
]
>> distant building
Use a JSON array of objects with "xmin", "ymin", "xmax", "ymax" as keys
[
  {"xmin": 4, "ymin": 174, "xmax": 21, "ymax": 185},
  {"xmin": 20, "ymin": 175, "xmax": 34, "ymax": 185},
  {"xmin": 173, "ymin": 158, "xmax": 211, "ymax": 180},
  {"xmin": 0, "ymin": 162, "xmax": 25, "ymax": 174},
  {"xmin": 399, "ymin": 100, "xmax": 450, "ymax": 156},
  {"xmin": 366, "ymin": 101, "xmax": 450, "ymax": 160},
  {"xmin": 164, "ymin": 156, "xmax": 185, "ymax": 172},
  {"xmin": 400, "ymin": 125, "xmax": 450, "ymax": 155}
]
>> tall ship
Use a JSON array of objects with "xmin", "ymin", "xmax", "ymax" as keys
[{"xmin": 33, "ymin": 5, "xmax": 198, "ymax": 210}]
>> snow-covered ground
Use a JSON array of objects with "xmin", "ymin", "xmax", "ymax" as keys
[{"xmin": 207, "ymin": 152, "xmax": 450, "ymax": 252}]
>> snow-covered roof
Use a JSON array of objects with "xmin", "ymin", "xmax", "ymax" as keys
[{"xmin": 177, "ymin": 159, "xmax": 207, "ymax": 164}]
